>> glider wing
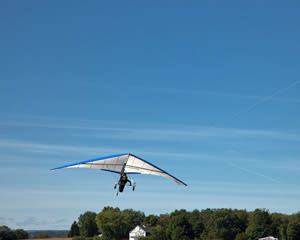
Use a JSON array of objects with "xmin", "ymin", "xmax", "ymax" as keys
[{"xmin": 51, "ymin": 153, "xmax": 187, "ymax": 186}]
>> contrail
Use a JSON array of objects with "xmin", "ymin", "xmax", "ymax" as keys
[
  {"xmin": 221, "ymin": 80, "xmax": 300, "ymax": 185},
  {"xmin": 226, "ymin": 161, "xmax": 279, "ymax": 183},
  {"xmin": 228, "ymin": 79, "xmax": 300, "ymax": 122}
]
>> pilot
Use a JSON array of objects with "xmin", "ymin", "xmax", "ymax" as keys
[
  {"xmin": 120, "ymin": 173, "xmax": 132, "ymax": 186},
  {"xmin": 118, "ymin": 173, "xmax": 132, "ymax": 192}
]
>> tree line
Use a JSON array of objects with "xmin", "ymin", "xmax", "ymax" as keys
[
  {"xmin": 0, "ymin": 226, "xmax": 69, "ymax": 240},
  {"xmin": 28, "ymin": 230, "xmax": 69, "ymax": 239},
  {"xmin": 68, "ymin": 207, "xmax": 300, "ymax": 240},
  {"xmin": 0, "ymin": 226, "xmax": 28, "ymax": 240}
]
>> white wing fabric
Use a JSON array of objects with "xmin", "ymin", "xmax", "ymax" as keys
[
  {"xmin": 125, "ymin": 154, "xmax": 187, "ymax": 186},
  {"xmin": 51, "ymin": 153, "xmax": 187, "ymax": 186}
]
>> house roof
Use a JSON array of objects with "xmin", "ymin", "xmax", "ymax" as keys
[
  {"xmin": 129, "ymin": 225, "xmax": 150, "ymax": 234},
  {"xmin": 258, "ymin": 236, "xmax": 278, "ymax": 240}
]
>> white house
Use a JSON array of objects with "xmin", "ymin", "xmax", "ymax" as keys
[
  {"xmin": 258, "ymin": 236, "xmax": 278, "ymax": 240},
  {"xmin": 129, "ymin": 225, "xmax": 150, "ymax": 240}
]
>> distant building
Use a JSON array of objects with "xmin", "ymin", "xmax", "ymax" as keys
[
  {"xmin": 129, "ymin": 225, "xmax": 150, "ymax": 240},
  {"xmin": 258, "ymin": 236, "xmax": 278, "ymax": 240}
]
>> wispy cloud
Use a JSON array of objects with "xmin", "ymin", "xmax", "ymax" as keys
[
  {"xmin": 0, "ymin": 138, "xmax": 123, "ymax": 156},
  {"xmin": 1, "ymin": 119, "xmax": 300, "ymax": 142},
  {"xmin": 0, "ymin": 137, "xmax": 213, "ymax": 161},
  {"xmin": 148, "ymin": 86, "xmax": 300, "ymax": 103},
  {"xmin": 2, "ymin": 182, "xmax": 300, "ymax": 214},
  {"xmin": 0, "ymin": 120, "xmax": 128, "ymax": 132},
  {"xmin": 77, "ymin": 126, "xmax": 300, "ymax": 142},
  {"xmin": 1, "ymin": 118, "xmax": 299, "ymax": 191},
  {"xmin": 85, "ymin": 83, "xmax": 300, "ymax": 103}
]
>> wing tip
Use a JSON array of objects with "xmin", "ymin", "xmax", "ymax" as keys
[
  {"xmin": 178, "ymin": 181, "xmax": 187, "ymax": 187},
  {"xmin": 50, "ymin": 168, "xmax": 59, "ymax": 171}
]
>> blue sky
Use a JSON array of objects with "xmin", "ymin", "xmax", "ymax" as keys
[{"xmin": 1, "ymin": 1, "xmax": 300, "ymax": 230}]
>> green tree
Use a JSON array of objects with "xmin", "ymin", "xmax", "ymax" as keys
[
  {"xmin": 149, "ymin": 225, "xmax": 167, "ymax": 240},
  {"xmin": 199, "ymin": 208, "xmax": 214, "ymax": 226},
  {"xmin": 197, "ymin": 208, "xmax": 215, "ymax": 239},
  {"xmin": 271, "ymin": 213, "xmax": 290, "ymax": 240},
  {"xmin": 234, "ymin": 209, "xmax": 248, "ymax": 232},
  {"xmin": 0, "ymin": 226, "xmax": 16, "ymax": 240},
  {"xmin": 246, "ymin": 209, "xmax": 273, "ymax": 240},
  {"xmin": 188, "ymin": 209, "xmax": 204, "ymax": 239},
  {"xmin": 68, "ymin": 221, "xmax": 80, "ymax": 237},
  {"xmin": 123, "ymin": 209, "xmax": 145, "ymax": 230},
  {"xmin": 287, "ymin": 222, "xmax": 300, "ymax": 240},
  {"xmin": 290, "ymin": 212, "xmax": 300, "ymax": 223},
  {"xmin": 280, "ymin": 223, "xmax": 288, "ymax": 240},
  {"xmin": 201, "ymin": 209, "xmax": 245, "ymax": 240},
  {"xmin": 96, "ymin": 207, "xmax": 130, "ymax": 240},
  {"xmin": 166, "ymin": 212, "xmax": 193, "ymax": 240},
  {"xmin": 235, "ymin": 232, "xmax": 249, "ymax": 240},
  {"xmin": 157, "ymin": 214, "xmax": 170, "ymax": 230},
  {"xmin": 13, "ymin": 229, "xmax": 28, "ymax": 239},
  {"xmin": 139, "ymin": 225, "xmax": 167, "ymax": 240},
  {"xmin": 143, "ymin": 215, "xmax": 159, "ymax": 227},
  {"xmin": 78, "ymin": 211, "xmax": 98, "ymax": 237}
]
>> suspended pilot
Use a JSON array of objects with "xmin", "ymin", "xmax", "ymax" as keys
[{"xmin": 119, "ymin": 173, "xmax": 132, "ymax": 192}]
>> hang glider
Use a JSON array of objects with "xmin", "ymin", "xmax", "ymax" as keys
[{"xmin": 51, "ymin": 153, "xmax": 187, "ymax": 193}]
